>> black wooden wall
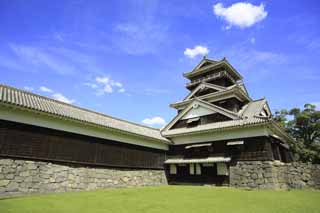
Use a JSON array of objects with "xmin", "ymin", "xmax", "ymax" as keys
[
  {"xmin": 168, "ymin": 137, "xmax": 280, "ymax": 162},
  {"xmin": 0, "ymin": 120, "xmax": 166, "ymax": 169}
]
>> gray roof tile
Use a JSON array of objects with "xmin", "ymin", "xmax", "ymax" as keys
[
  {"xmin": 162, "ymin": 98, "xmax": 271, "ymax": 136},
  {"xmin": 241, "ymin": 99, "xmax": 267, "ymax": 118},
  {"xmin": 0, "ymin": 85, "xmax": 169, "ymax": 143},
  {"xmin": 161, "ymin": 116, "xmax": 270, "ymax": 136}
]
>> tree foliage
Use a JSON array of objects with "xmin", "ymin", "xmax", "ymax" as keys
[{"xmin": 274, "ymin": 104, "xmax": 320, "ymax": 163}]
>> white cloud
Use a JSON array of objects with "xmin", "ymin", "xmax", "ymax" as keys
[
  {"xmin": 86, "ymin": 76, "xmax": 125, "ymax": 95},
  {"xmin": 213, "ymin": 2, "xmax": 267, "ymax": 29},
  {"xmin": 114, "ymin": 82, "xmax": 122, "ymax": 87},
  {"xmin": 142, "ymin": 116, "xmax": 166, "ymax": 127},
  {"xmin": 23, "ymin": 86, "xmax": 34, "ymax": 91},
  {"xmin": 39, "ymin": 86, "xmax": 75, "ymax": 104},
  {"xmin": 312, "ymin": 102, "xmax": 320, "ymax": 110},
  {"xmin": 83, "ymin": 82, "xmax": 98, "ymax": 89},
  {"xmin": 52, "ymin": 93, "xmax": 75, "ymax": 104},
  {"xmin": 96, "ymin": 77, "xmax": 113, "ymax": 94},
  {"xmin": 95, "ymin": 76, "xmax": 110, "ymax": 84},
  {"xmin": 118, "ymin": 88, "xmax": 125, "ymax": 93},
  {"xmin": 184, "ymin": 45, "xmax": 209, "ymax": 58},
  {"xmin": 39, "ymin": 86, "xmax": 53, "ymax": 93}
]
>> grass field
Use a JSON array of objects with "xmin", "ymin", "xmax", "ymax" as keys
[{"xmin": 0, "ymin": 186, "xmax": 319, "ymax": 213}]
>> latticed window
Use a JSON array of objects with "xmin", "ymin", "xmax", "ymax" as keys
[{"xmin": 169, "ymin": 164, "xmax": 177, "ymax": 174}]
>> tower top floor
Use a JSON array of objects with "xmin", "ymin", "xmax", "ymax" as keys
[{"xmin": 183, "ymin": 57, "xmax": 243, "ymax": 90}]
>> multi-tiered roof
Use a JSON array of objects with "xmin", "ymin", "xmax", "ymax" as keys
[{"xmin": 161, "ymin": 57, "xmax": 292, "ymax": 144}]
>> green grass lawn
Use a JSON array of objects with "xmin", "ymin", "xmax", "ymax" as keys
[{"xmin": 0, "ymin": 186, "xmax": 319, "ymax": 213}]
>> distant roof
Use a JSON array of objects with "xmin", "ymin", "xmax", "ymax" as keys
[
  {"xmin": 0, "ymin": 84, "xmax": 169, "ymax": 143},
  {"xmin": 183, "ymin": 58, "xmax": 243, "ymax": 81}
]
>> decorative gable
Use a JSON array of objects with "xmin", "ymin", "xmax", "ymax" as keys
[
  {"xmin": 181, "ymin": 104, "xmax": 216, "ymax": 120},
  {"xmin": 260, "ymin": 103, "xmax": 272, "ymax": 117},
  {"xmin": 193, "ymin": 58, "xmax": 217, "ymax": 72},
  {"xmin": 198, "ymin": 61, "xmax": 212, "ymax": 69},
  {"xmin": 162, "ymin": 99, "xmax": 239, "ymax": 132}
]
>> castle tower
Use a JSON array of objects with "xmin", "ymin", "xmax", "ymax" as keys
[{"xmin": 161, "ymin": 57, "xmax": 293, "ymax": 185}]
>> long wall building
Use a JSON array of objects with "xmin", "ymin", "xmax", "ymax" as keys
[{"xmin": 0, "ymin": 57, "xmax": 297, "ymax": 194}]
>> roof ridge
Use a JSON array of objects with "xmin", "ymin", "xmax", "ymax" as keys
[
  {"xmin": 205, "ymin": 58, "xmax": 219, "ymax": 63},
  {"xmin": 0, "ymin": 84, "xmax": 161, "ymax": 131},
  {"xmin": 251, "ymin": 98, "xmax": 266, "ymax": 102}
]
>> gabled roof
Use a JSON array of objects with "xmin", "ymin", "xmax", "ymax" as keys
[
  {"xmin": 183, "ymin": 58, "xmax": 243, "ymax": 81},
  {"xmin": 162, "ymin": 98, "xmax": 240, "ymax": 132},
  {"xmin": 183, "ymin": 82, "xmax": 228, "ymax": 101},
  {"xmin": 240, "ymin": 98, "xmax": 271, "ymax": 118},
  {"xmin": 190, "ymin": 57, "xmax": 219, "ymax": 72},
  {"xmin": 163, "ymin": 98, "xmax": 276, "ymax": 137},
  {"xmin": 0, "ymin": 84, "xmax": 169, "ymax": 143},
  {"xmin": 161, "ymin": 116, "xmax": 270, "ymax": 137}
]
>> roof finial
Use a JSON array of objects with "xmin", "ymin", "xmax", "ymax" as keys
[
  {"xmin": 203, "ymin": 54, "xmax": 207, "ymax": 60},
  {"xmin": 222, "ymin": 56, "xmax": 226, "ymax": 61}
]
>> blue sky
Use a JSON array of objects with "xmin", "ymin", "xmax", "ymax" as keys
[{"xmin": 1, "ymin": 0, "xmax": 320, "ymax": 127}]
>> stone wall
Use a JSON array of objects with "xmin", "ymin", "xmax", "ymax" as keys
[
  {"xmin": 0, "ymin": 158, "xmax": 167, "ymax": 196},
  {"xmin": 230, "ymin": 161, "xmax": 320, "ymax": 189}
]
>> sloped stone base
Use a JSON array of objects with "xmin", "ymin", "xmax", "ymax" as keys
[{"xmin": 230, "ymin": 161, "xmax": 320, "ymax": 189}]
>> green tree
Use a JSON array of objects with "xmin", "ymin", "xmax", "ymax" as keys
[{"xmin": 274, "ymin": 104, "xmax": 320, "ymax": 163}]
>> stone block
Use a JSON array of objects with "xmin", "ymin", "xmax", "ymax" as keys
[
  {"xmin": 0, "ymin": 180, "xmax": 10, "ymax": 187},
  {"xmin": 0, "ymin": 159, "xmax": 13, "ymax": 165},
  {"xmin": 251, "ymin": 173, "xmax": 258, "ymax": 180},
  {"xmin": 27, "ymin": 164, "xmax": 38, "ymax": 170},
  {"xmin": 5, "ymin": 173, "xmax": 15, "ymax": 180},
  {"xmin": 19, "ymin": 171, "xmax": 30, "ymax": 177},
  {"xmin": 6, "ymin": 182, "xmax": 19, "ymax": 192}
]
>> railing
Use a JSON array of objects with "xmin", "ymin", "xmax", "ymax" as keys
[{"xmin": 186, "ymin": 71, "xmax": 236, "ymax": 88}]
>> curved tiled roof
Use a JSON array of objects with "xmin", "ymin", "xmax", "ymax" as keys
[
  {"xmin": 162, "ymin": 98, "xmax": 271, "ymax": 136},
  {"xmin": 183, "ymin": 58, "xmax": 243, "ymax": 81},
  {"xmin": 161, "ymin": 116, "xmax": 270, "ymax": 136},
  {"xmin": 0, "ymin": 85, "xmax": 169, "ymax": 143},
  {"xmin": 241, "ymin": 99, "xmax": 268, "ymax": 118},
  {"xmin": 170, "ymin": 84, "xmax": 251, "ymax": 109}
]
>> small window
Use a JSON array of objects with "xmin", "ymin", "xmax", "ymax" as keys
[
  {"xmin": 196, "ymin": 164, "xmax": 201, "ymax": 175},
  {"xmin": 169, "ymin": 164, "xmax": 177, "ymax": 175},
  {"xmin": 189, "ymin": 164, "xmax": 195, "ymax": 175},
  {"xmin": 217, "ymin": 163, "xmax": 229, "ymax": 176},
  {"xmin": 227, "ymin": 141, "xmax": 244, "ymax": 146},
  {"xmin": 186, "ymin": 117, "xmax": 200, "ymax": 128},
  {"xmin": 187, "ymin": 119, "xmax": 199, "ymax": 128}
]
